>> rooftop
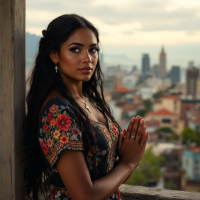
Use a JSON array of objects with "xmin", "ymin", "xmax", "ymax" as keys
[
  {"xmin": 188, "ymin": 146, "xmax": 200, "ymax": 154},
  {"xmin": 147, "ymin": 109, "xmax": 179, "ymax": 116},
  {"xmin": 190, "ymin": 116, "xmax": 200, "ymax": 123},
  {"xmin": 114, "ymin": 87, "xmax": 136, "ymax": 93},
  {"xmin": 161, "ymin": 95, "xmax": 180, "ymax": 100}
]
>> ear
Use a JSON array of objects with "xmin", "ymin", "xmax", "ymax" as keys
[{"xmin": 49, "ymin": 50, "xmax": 59, "ymax": 63}]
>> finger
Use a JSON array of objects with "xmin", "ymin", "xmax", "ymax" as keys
[
  {"xmin": 125, "ymin": 117, "xmax": 135, "ymax": 140},
  {"xmin": 129, "ymin": 116, "xmax": 140, "ymax": 139},
  {"xmin": 136, "ymin": 119, "xmax": 144, "ymax": 143},
  {"xmin": 130, "ymin": 116, "xmax": 143, "ymax": 140},
  {"xmin": 139, "ymin": 126, "xmax": 146, "ymax": 145},
  {"xmin": 140, "ymin": 131, "xmax": 148, "ymax": 148},
  {"xmin": 123, "ymin": 128, "xmax": 127, "ymax": 136},
  {"xmin": 118, "ymin": 132, "xmax": 123, "ymax": 148}
]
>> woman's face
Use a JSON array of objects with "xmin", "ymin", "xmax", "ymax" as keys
[{"xmin": 53, "ymin": 28, "xmax": 99, "ymax": 83}]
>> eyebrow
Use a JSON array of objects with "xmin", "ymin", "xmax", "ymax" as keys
[{"xmin": 67, "ymin": 42, "xmax": 98, "ymax": 47}]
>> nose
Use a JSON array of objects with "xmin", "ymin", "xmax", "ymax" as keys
[{"xmin": 82, "ymin": 50, "xmax": 92, "ymax": 63}]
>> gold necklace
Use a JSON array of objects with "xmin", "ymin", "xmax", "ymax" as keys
[{"xmin": 76, "ymin": 96, "xmax": 91, "ymax": 113}]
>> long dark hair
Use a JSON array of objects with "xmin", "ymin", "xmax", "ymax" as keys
[{"xmin": 22, "ymin": 14, "xmax": 122, "ymax": 200}]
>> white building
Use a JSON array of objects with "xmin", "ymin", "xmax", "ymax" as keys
[{"xmin": 107, "ymin": 101, "xmax": 123, "ymax": 121}]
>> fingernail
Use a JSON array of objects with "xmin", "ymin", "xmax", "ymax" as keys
[
  {"xmin": 140, "ymin": 119, "xmax": 143, "ymax": 124},
  {"xmin": 136, "ymin": 116, "xmax": 139, "ymax": 120},
  {"xmin": 131, "ymin": 118, "xmax": 134, "ymax": 123}
]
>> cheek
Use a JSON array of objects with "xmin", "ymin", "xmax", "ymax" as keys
[
  {"xmin": 92, "ymin": 54, "xmax": 99, "ymax": 65},
  {"xmin": 59, "ymin": 52, "xmax": 79, "ymax": 68}
]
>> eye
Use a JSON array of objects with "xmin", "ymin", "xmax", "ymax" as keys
[
  {"xmin": 70, "ymin": 47, "xmax": 80, "ymax": 53},
  {"xmin": 89, "ymin": 47, "xmax": 100, "ymax": 53}
]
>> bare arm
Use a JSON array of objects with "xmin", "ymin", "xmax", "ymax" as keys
[
  {"xmin": 57, "ymin": 116, "xmax": 148, "ymax": 200},
  {"xmin": 57, "ymin": 150, "xmax": 134, "ymax": 200}
]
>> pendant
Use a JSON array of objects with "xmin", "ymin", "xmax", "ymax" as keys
[
  {"xmin": 55, "ymin": 65, "xmax": 58, "ymax": 73},
  {"xmin": 85, "ymin": 105, "xmax": 91, "ymax": 113}
]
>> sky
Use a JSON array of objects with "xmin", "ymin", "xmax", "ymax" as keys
[{"xmin": 26, "ymin": 0, "xmax": 200, "ymax": 70}]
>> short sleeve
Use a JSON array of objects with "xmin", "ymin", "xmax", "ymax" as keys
[{"xmin": 38, "ymin": 98, "xmax": 84, "ymax": 167}]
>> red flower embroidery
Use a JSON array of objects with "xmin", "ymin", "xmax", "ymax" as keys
[
  {"xmin": 40, "ymin": 140, "xmax": 49, "ymax": 155},
  {"xmin": 49, "ymin": 104, "xmax": 58, "ymax": 113},
  {"xmin": 72, "ymin": 128, "xmax": 79, "ymax": 135},
  {"xmin": 43, "ymin": 123, "xmax": 48, "ymax": 131},
  {"xmin": 47, "ymin": 138, "xmax": 53, "ymax": 148},
  {"xmin": 50, "ymin": 118, "xmax": 56, "ymax": 126},
  {"xmin": 60, "ymin": 135, "xmax": 69, "ymax": 144},
  {"xmin": 50, "ymin": 193, "xmax": 54, "ymax": 199},
  {"xmin": 47, "ymin": 112, "xmax": 53, "ymax": 123},
  {"xmin": 56, "ymin": 114, "xmax": 72, "ymax": 131},
  {"xmin": 111, "ymin": 124, "xmax": 118, "ymax": 134}
]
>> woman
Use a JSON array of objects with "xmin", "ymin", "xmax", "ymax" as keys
[{"xmin": 23, "ymin": 14, "xmax": 148, "ymax": 200}]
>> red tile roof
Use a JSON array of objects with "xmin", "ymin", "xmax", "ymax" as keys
[
  {"xmin": 191, "ymin": 116, "xmax": 200, "ymax": 123},
  {"xmin": 123, "ymin": 103, "xmax": 144, "ymax": 111},
  {"xmin": 147, "ymin": 109, "xmax": 179, "ymax": 116},
  {"xmin": 161, "ymin": 95, "xmax": 180, "ymax": 100},
  {"xmin": 188, "ymin": 146, "xmax": 200, "ymax": 154},
  {"xmin": 114, "ymin": 87, "xmax": 136, "ymax": 93}
]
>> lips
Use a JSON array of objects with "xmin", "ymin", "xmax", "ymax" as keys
[
  {"xmin": 78, "ymin": 67, "xmax": 92, "ymax": 74},
  {"xmin": 79, "ymin": 67, "xmax": 92, "ymax": 70}
]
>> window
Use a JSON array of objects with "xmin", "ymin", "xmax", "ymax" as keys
[
  {"xmin": 162, "ymin": 119, "xmax": 171, "ymax": 123},
  {"xmin": 189, "ymin": 79, "xmax": 195, "ymax": 95},
  {"xmin": 186, "ymin": 159, "xmax": 189, "ymax": 167}
]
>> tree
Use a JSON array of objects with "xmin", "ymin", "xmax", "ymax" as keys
[
  {"xmin": 181, "ymin": 127, "xmax": 200, "ymax": 145},
  {"xmin": 136, "ymin": 108, "xmax": 149, "ymax": 118},
  {"xmin": 143, "ymin": 99, "xmax": 152, "ymax": 111},
  {"xmin": 155, "ymin": 127, "xmax": 175, "ymax": 134},
  {"xmin": 125, "ymin": 147, "xmax": 165, "ymax": 186}
]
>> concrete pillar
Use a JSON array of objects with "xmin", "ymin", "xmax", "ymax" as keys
[{"xmin": 0, "ymin": 0, "xmax": 25, "ymax": 199}]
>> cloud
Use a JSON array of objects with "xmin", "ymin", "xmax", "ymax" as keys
[
  {"xmin": 26, "ymin": 0, "xmax": 200, "ymax": 32},
  {"xmin": 26, "ymin": 0, "xmax": 200, "ymax": 67}
]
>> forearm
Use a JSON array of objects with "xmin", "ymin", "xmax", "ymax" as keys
[
  {"xmin": 90, "ymin": 162, "xmax": 134, "ymax": 200},
  {"xmin": 114, "ymin": 157, "xmax": 136, "ymax": 184}
]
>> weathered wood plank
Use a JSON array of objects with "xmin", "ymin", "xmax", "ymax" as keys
[
  {"xmin": 0, "ymin": 0, "xmax": 25, "ymax": 199},
  {"xmin": 119, "ymin": 184, "xmax": 200, "ymax": 200}
]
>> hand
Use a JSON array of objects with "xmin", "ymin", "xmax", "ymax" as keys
[
  {"xmin": 123, "ymin": 116, "xmax": 146, "ymax": 145},
  {"xmin": 118, "ymin": 115, "xmax": 148, "ymax": 170}
]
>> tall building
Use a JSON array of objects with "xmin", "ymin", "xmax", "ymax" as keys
[
  {"xmin": 114, "ymin": 65, "xmax": 123, "ymax": 88},
  {"xmin": 158, "ymin": 47, "xmax": 167, "ymax": 79},
  {"xmin": 186, "ymin": 67, "xmax": 199, "ymax": 99},
  {"xmin": 142, "ymin": 54, "xmax": 150, "ymax": 76},
  {"xmin": 169, "ymin": 66, "xmax": 180, "ymax": 83},
  {"xmin": 188, "ymin": 61, "xmax": 194, "ymax": 68},
  {"xmin": 152, "ymin": 64, "xmax": 159, "ymax": 77}
]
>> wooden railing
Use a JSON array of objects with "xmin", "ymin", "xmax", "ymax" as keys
[{"xmin": 119, "ymin": 184, "xmax": 200, "ymax": 200}]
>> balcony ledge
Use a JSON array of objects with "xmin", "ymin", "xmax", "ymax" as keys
[{"xmin": 119, "ymin": 184, "xmax": 200, "ymax": 200}]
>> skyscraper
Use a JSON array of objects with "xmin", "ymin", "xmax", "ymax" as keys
[
  {"xmin": 186, "ymin": 67, "xmax": 199, "ymax": 99},
  {"xmin": 142, "ymin": 54, "xmax": 150, "ymax": 76},
  {"xmin": 158, "ymin": 47, "xmax": 167, "ymax": 79},
  {"xmin": 169, "ymin": 66, "xmax": 180, "ymax": 83}
]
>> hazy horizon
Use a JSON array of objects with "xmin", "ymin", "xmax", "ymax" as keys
[{"xmin": 26, "ymin": 0, "xmax": 200, "ymax": 69}]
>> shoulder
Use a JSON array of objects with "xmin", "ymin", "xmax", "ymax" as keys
[
  {"xmin": 38, "ymin": 97, "xmax": 84, "ymax": 167},
  {"xmin": 39, "ymin": 97, "xmax": 78, "ymax": 122}
]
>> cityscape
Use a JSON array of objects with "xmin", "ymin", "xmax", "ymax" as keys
[
  {"xmin": 100, "ymin": 47, "xmax": 200, "ymax": 192},
  {"xmin": 26, "ymin": 31, "xmax": 200, "ymax": 193}
]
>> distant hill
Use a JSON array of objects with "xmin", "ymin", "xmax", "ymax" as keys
[
  {"xmin": 26, "ymin": 32, "xmax": 40, "ymax": 68},
  {"xmin": 25, "ymin": 32, "xmax": 134, "ymax": 70}
]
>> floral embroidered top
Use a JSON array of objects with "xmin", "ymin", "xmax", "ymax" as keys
[{"xmin": 38, "ymin": 94, "xmax": 123, "ymax": 200}]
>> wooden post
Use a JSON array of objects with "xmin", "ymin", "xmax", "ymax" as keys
[{"xmin": 0, "ymin": 0, "xmax": 25, "ymax": 199}]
